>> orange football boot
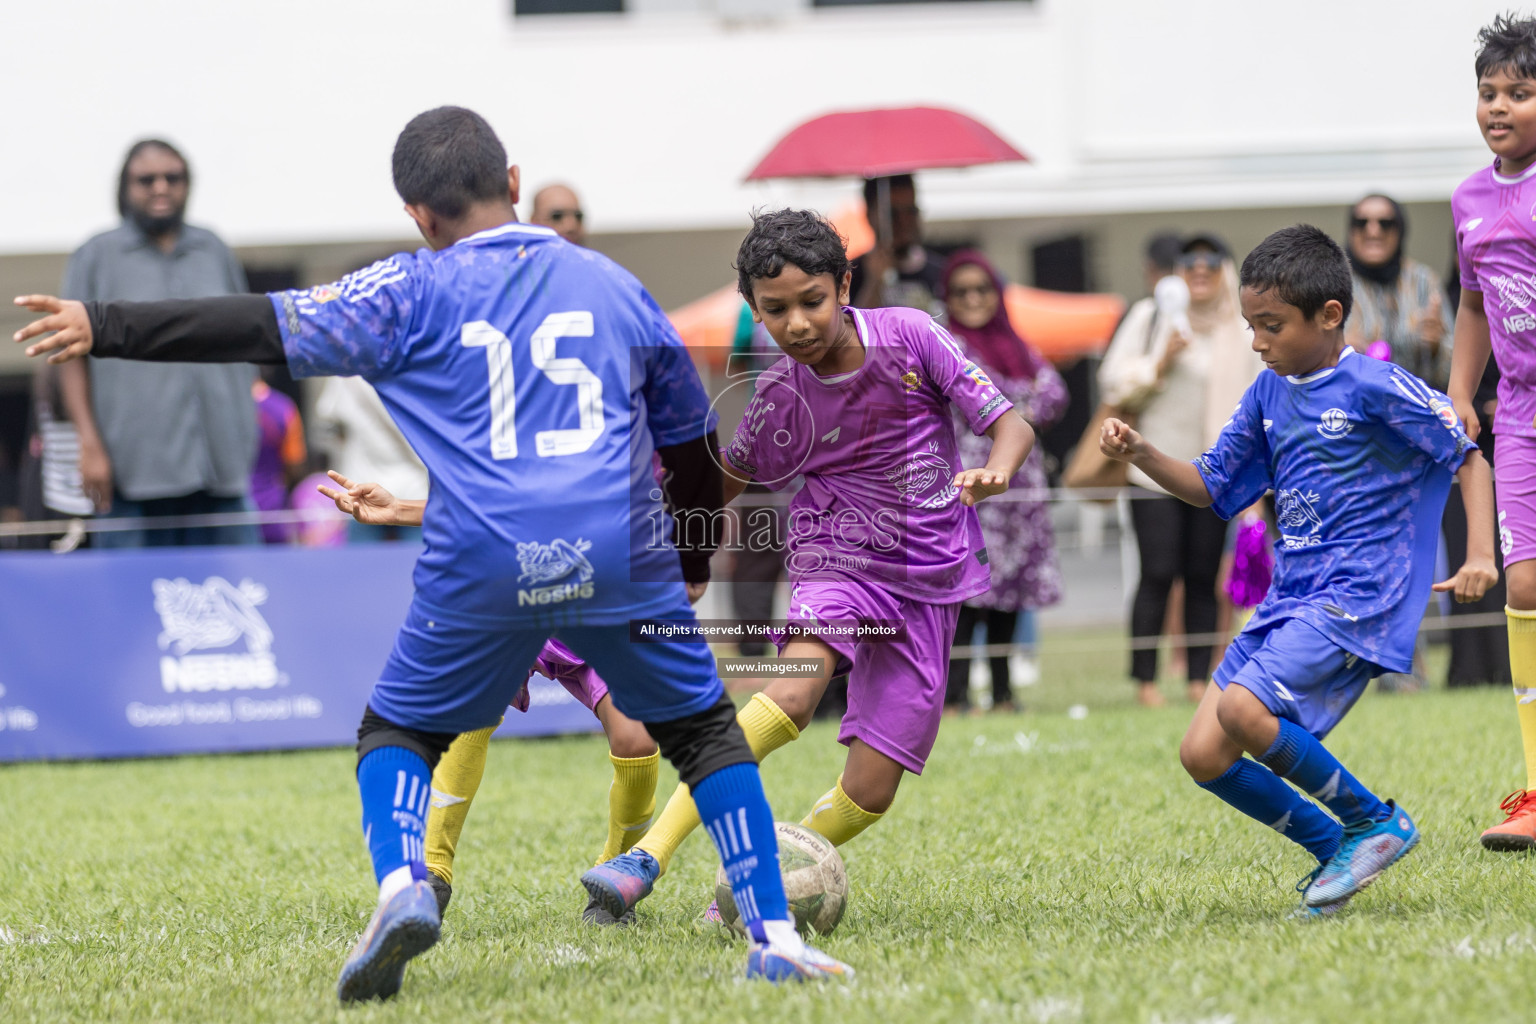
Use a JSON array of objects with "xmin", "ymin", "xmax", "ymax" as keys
[{"xmin": 1481, "ymin": 790, "xmax": 1536, "ymax": 851}]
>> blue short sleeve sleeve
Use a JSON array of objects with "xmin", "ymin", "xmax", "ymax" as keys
[
  {"xmin": 1193, "ymin": 385, "xmax": 1273, "ymax": 520},
  {"xmin": 269, "ymin": 254, "xmax": 425, "ymax": 381},
  {"xmin": 913, "ymin": 316, "xmax": 1014, "ymax": 434},
  {"xmin": 1377, "ymin": 367, "xmax": 1476, "ymax": 472}
]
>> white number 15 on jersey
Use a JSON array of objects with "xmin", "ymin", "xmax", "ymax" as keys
[{"xmin": 461, "ymin": 311, "xmax": 605, "ymax": 459}]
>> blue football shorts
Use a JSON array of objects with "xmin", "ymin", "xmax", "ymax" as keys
[
  {"xmin": 369, "ymin": 587, "xmax": 723, "ymax": 733},
  {"xmin": 1212, "ymin": 617, "xmax": 1375, "ymax": 740}
]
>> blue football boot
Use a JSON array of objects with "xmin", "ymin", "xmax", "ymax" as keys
[
  {"xmin": 336, "ymin": 880, "xmax": 441, "ymax": 1003},
  {"xmin": 1290, "ymin": 866, "xmax": 1351, "ymax": 919},
  {"xmin": 746, "ymin": 934, "xmax": 855, "ymax": 983},
  {"xmin": 580, "ymin": 849, "xmax": 660, "ymax": 920},
  {"xmin": 1305, "ymin": 800, "xmax": 1419, "ymax": 908}
]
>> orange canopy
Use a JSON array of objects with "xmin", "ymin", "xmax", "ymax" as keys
[{"xmin": 666, "ymin": 203, "xmax": 1125, "ymax": 367}]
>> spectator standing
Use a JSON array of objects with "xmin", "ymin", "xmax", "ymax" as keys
[
  {"xmin": 58, "ymin": 138, "xmax": 257, "ymax": 546},
  {"xmin": 849, "ymin": 174, "xmax": 946, "ymax": 314},
  {"xmin": 940, "ymin": 251, "xmax": 1067, "ymax": 713},
  {"xmin": 249, "ymin": 371, "xmax": 308, "ymax": 544},
  {"xmin": 1443, "ymin": 255, "xmax": 1512, "ymax": 686},
  {"xmin": 1099, "ymin": 235, "xmax": 1263, "ymax": 706},
  {"xmin": 1344, "ymin": 195, "xmax": 1455, "ymax": 390},
  {"xmin": 530, "ymin": 183, "xmax": 587, "ymax": 246},
  {"xmin": 1346, "ymin": 195, "xmax": 1458, "ymax": 691}
]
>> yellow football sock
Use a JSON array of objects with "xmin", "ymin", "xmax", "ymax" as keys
[
  {"xmin": 424, "ymin": 723, "xmax": 497, "ymax": 885},
  {"xmin": 634, "ymin": 692, "xmax": 800, "ymax": 874},
  {"xmin": 1507, "ymin": 608, "xmax": 1536, "ymax": 789},
  {"xmin": 598, "ymin": 750, "xmax": 660, "ymax": 864},
  {"xmin": 801, "ymin": 774, "xmax": 884, "ymax": 846}
]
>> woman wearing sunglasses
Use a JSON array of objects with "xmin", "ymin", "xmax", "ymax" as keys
[
  {"xmin": 1099, "ymin": 234, "xmax": 1262, "ymax": 706},
  {"xmin": 1344, "ymin": 194, "xmax": 1455, "ymax": 391},
  {"xmin": 1345, "ymin": 195, "xmax": 1459, "ymax": 693}
]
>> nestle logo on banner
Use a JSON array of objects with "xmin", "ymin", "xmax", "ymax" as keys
[{"xmin": 153, "ymin": 577, "xmax": 287, "ymax": 692}]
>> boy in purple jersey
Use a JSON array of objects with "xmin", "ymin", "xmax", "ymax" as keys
[
  {"xmin": 1106, "ymin": 226, "xmax": 1496, "ymax": 915},
  {"xmin": 583, "ymin": 209, "xmax": 1035, "ymax": 919},
  {"xmin": 1448, "ymin": 15, "xmax": 1536, "ymax": 851}
]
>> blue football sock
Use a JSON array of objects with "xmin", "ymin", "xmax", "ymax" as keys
[
  {"xmin": 1257, "ymin": 719, "xmax": 1388, "ymax": 828},
  {"xmin": 1197, "ymin": 758, "xmax": 1342, "ymax": 863},
  {"xmin": 357, "ymin": 745, "xmax": 433, "ymax": 887},
  {"xmin": 691, "ymin": 761, "xmax": 788, "ymax": 942}
]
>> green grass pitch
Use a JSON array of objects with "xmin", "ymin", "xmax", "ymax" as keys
[{"xmin": 2, "ymin": 632, "xmax": 1533, "ymax": 1023}]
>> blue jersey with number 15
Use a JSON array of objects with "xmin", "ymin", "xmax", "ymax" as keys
[{"xmin": 268, "ymin": 222, "xmax": 717, "ymax": 627}]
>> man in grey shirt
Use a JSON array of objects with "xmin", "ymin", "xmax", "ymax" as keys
[{"xmin": 59, "ymin": 138, "xmax": 257, "ymax": 546}]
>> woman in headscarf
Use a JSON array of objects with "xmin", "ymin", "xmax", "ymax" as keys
[
  {"xmin": 1344, "ymin": 194, "xmax": 1455, "ymax": 391},
  {"xmin": 1346, "ymin": 194, "xmax": 1457, "ymax": 692},
  {"xmin": 1098, "ymin": 234, "xmax": 1263, "ymax": 707},
  {"xmin": 940, "ymin": 251, "xmax": 1067, "ymax": 713}
]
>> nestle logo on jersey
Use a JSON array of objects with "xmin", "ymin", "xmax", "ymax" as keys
[
  {"xmin": 518, "ymin": 581, "xmax": 596, "ymax": 606},
  {"xmin": 1504, "ymin": 313, "xmax": 1536, "ymax": 333},
  {"xmin": 516, "ymin": 537, "xmax": 596, "ymax": 607}
]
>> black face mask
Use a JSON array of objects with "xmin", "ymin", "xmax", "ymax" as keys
[{"xmin": 128, "ymin": 204, "xmax": 184, "ymax": 240}]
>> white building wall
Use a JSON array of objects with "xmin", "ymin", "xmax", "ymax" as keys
[
  {"xmin": 0, "ymin": 0, "xmax": 1505, "ymax": 250},
  {"xmin": 0, "ymin": 0, "xmax": 1506, "ymax": 372}
]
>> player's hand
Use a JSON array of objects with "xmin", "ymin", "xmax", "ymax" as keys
[
  {"xmin": 1432, "ymin": 557, "xmax": 1499, "ymax": 604},
  {"xmin": 1099, "ymin": 417, "xmax": 1144, "ymax": 463},
  {"xmin": 78, "ymin": 440, "xmax": 113, "ymax": 514},
  {"xmin": 954, "ymin": 467, "xmax": 1008, "ymax": 507},
  {"xmin": 1449, "ymin": 392, "xmax": 1481, "ymax": 442},
  {"xmin": 686, "ymin": 581, "xmax": 708, "ymax": 604},
  {"xmin": 317, "ymin": 470, "xmax": 402, "ymax": 526},
  {"xmin": 13, "ymin": 296, "xmax": 94, "ymax": 364}
]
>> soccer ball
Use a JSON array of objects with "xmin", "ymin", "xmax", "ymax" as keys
[{"xmin": 714, "ymin": 822, "xmax": 847, "ymax": 937}]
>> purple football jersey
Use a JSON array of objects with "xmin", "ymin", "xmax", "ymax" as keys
[
  {"xmin": 724, "ymin": 306, "xmax": 1012, "ymax": 603},
  {"xmin": 1455, "ymin": 160, "xmax": 1536, "ymax": 438}
]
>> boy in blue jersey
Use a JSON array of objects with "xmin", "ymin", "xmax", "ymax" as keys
[
  {"xmin": 1101, "ymin": 225, "xmax": 1498, "ymax": 915},
  {"xmin": 13, "ymin": 107, "xmax": 852, "ymax": 995}
]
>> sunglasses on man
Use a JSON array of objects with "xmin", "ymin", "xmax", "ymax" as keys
[
  {"xmin": 132, "ymin": 172, "xmax": 187, "ymax": 188},
  {"xmin": 1350, "ymin": 216, "xmax": 1400, "ymax": 232}
]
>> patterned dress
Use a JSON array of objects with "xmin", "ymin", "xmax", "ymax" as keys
[{"xmin": 953, "ymin": 350, "xmax": 1068, "ymax": 611}]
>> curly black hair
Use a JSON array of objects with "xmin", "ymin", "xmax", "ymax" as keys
[
  {"xmin": 1239, "ymin": 224, "xmax": 1353, "ymax": 323},
  {"xmin": 1477, "ymin": 13, "xmax": 1536, "ymax": 80},
  {"xmin": 734, "ymin": 209, "xmax": 850, "ymax": 301}
]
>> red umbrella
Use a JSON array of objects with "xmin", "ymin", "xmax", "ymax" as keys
[{"xmin": 744, "ymin": 106, "xmax": 1028, "ymax": 181}]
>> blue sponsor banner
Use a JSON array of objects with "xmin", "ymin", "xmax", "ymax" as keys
[{"xmin": 0, "ymin": 546, "xmax": 597, "ymax": 763}]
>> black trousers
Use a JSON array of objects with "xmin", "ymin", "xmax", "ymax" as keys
[
  {"xmin": 1128, "ymin": 494, "xmax": 1226, "ymax": 683},
  {"xmin": 945, "ymin": 605, "xmax": 1021, "ymax": 709},
  {"xmin": 1443, "ymin": 440, "xmax": 1511, "ymax": 686}
]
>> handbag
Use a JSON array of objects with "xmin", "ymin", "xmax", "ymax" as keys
[
  {"xmin": 1061, "ymin": 404, "xmax": 1131, "ymax": 495},
  {"xmin": 1062, "ymin": 301, "xmax": 1163, "ymax": 498}
]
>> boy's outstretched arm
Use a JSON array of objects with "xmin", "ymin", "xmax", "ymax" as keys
[
  {"xmin": 1434, "ymin": 449, "xmax": 1499, "ymax": 603},
  {"xmin": 1447, "ymin": 289, "xmax": 1491, "ymax": 441},
  {"xmin": 1099, "ymin": 417, "xmax": 1213, "ymax": 507},
  {"xmin": 14, "ymin": 294, "xmax": 285, "ymax": 365},
  {"xmin": 954, "ymin": 410, "xmax": 1035, "ymax": 507}
]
